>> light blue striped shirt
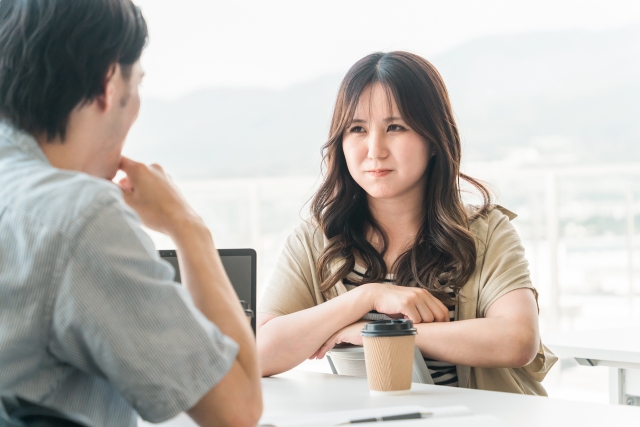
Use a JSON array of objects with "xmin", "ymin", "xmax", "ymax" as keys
[{"xmin": 0, "ymin": 121, "xmax": 239, "ymax": 426}]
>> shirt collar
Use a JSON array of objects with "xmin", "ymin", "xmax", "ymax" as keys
[{"xmin": 0, "ymin": 119, "xmax": 50, "ymax": 164}]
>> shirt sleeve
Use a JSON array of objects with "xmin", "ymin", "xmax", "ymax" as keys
[
  {"xmin": 477, "ymin": 209, "xmax": 538, "ymax": 318},
  {"xmin": 258, "ymin": 225, "xmax": 318, "ymax": 316},
  {"xmin": 48, "ymin": 199, "xmax": 239, "ymax": 423}
]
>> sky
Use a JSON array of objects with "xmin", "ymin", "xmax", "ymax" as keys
[{"xmin": 134, "ymin": 0, "xmax": 640, "ymax": 99}]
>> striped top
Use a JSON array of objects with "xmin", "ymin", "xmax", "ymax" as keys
[
  {"xmin": 343, "ymin": 264, "xmax": 459, "ymax": 387},
  {"xmin": 0, "ymin": 121, "xmax": 239, "ymax": 426}
]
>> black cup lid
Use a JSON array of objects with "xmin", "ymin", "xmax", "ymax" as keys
[{"xmin": 360, "ymin": 319, "xmax": 417, "ymax": 337}]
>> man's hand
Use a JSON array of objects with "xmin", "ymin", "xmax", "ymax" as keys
[
  {"xmin": 362, "ymin": 283, "xmax": 450, "ymax": 324},
  {"xmin": 309, "ymin": 320, "xmax": 369, "ymax": 360},
  {"xmin": 118, "ymin": 156, "xmax": 200, "ymax": 237}
]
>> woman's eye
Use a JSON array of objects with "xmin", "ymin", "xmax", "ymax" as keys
[
  {"xmin": 349, "ymin": 126, "xmax": 366, "ymax": 133},
  {"xmin": 388, "ymin": 124, "xmax": 405, "ymax": 132}
]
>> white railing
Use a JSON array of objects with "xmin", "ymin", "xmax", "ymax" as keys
[{"xmin": 144, "ymin": 163, "xmax": 640, "ymax": 334}]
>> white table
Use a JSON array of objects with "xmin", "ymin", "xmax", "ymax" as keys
[
  {"xmin": 545, "ymin": 328, "xmax": 640, "ymax": 406},
  {"xmin": 261, "ymin": 370, "xmax": 639, "ymax": 426}
]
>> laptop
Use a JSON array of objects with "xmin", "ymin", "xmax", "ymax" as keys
[{"xmin": 158, "ymin": 249, "xmax": 257, "ymax": 333}]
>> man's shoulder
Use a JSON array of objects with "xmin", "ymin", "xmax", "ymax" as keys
[{"xmin": 3, "ymin": 166, "xmax": 127, "ymax": 238}]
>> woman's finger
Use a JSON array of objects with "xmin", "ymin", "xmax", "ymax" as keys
[
  {"xmin": 316, "ymin": 332, "xmax": 340, "ymax": 359},
  {"xmin": 433, "ymin": 292, "xmax": 451, "ymax": 322},
  {"xmin": 316, "ymin": 340, "xmax": 335, "ymax": 359},
  {"xmin": 422, "ymin": 291, "xmax": 449, "ymax": 322},
  {"xmin": 399, "ymin": 303, "xmax": 422, "ymax": 324},
  {"xmin": 440, "ymin": 298, "xmax": 451, "ymax": 322},
  {"xmin": 414, "ymin": 297, "xmax": 434, "ymax": 323},
  {"xmin": 408, "ymin": 289, "xmax": 433, "ymax": 323}
]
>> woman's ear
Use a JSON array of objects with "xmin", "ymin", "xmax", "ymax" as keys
[{"xmin": 95, "ymin": 63, "xmax": 118, "ymax": 111}]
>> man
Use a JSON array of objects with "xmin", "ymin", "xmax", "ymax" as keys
[{"xmin": 0, "ymin": 1, "xmax": 262, "ymax": 426}]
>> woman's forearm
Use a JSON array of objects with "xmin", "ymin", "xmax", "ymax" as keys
[
  {"xmin": 258, "ymin": 286, "xmax": 373, "ymax": 376},
  {"xmin": 415, "ymin": 317, "xmax": 539, "ymax": 368}
]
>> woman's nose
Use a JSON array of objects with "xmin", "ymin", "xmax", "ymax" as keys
[{"xmin": 367, "ymin": 132, "xmax": 389, "ymax": 160}]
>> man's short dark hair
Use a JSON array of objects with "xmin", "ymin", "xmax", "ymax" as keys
[{"xmin": 0, "ymin": 0, "xmax": 148, "ymax": 140}]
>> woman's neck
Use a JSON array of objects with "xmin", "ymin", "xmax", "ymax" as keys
[{"xmin": 366, "ymin": 189, "xmax": 424, "ymax": 265}]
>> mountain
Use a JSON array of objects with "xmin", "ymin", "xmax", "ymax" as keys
[
  {"xmin": 124, "ymin": 24, "xmax": 640, "ymax": 179},
  {"xmin": 433, "ymin": 25, "xmax": 640, "ymax": 164}
]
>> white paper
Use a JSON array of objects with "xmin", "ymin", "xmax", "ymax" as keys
[{"xmin": 259, "ymin": 405, "xmax": 472, "ymax": 427}]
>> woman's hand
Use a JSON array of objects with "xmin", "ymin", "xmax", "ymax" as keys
[
  {"xmin": 309, "ymin": 320, "xmax": 369, "ymax": 360},
  {"xmin": 362, "ymin": 283, "xmax": 450, "ymax": 324}
]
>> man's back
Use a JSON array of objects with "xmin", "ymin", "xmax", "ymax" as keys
[
  {"xmin": 0, "ymin": 122, "xmax": 137, "ymax": 424},
  {"xmin": 0, "ymin": 1, "xmax": 262, "ymax": 425},
  {"xmin": 0, "ymin": 122, "xmax": 241, "ymax": 426}
]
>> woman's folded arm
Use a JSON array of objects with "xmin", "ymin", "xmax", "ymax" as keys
[
  {"xmin": 414, "ymin": 288, "xmax": 540, "ymax": 368},
  {"xmin": 257, "ymin": 286, "xmax": 373, "ymax": 377}
]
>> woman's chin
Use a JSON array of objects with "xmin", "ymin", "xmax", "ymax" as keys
[{"xmin": 364, "ymin": 189, "xmax": 400, "ymax": 200}]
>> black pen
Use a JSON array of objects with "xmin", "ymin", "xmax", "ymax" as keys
[{"xmin": 338, "ymin": 412, "xmax": 433, "ymax": 424}]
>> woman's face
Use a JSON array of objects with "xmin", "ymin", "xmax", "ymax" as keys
[{"xmin": 342, "ymin": 82, "xmax": 432, "ymax": 202}]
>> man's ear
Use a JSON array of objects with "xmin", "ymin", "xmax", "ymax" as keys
[{"xmin": 95, "ymin": 63, "xmax": 119, "ymax": 111}]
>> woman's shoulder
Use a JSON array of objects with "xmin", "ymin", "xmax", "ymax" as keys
[
  {"xmin": 467, "ymin": 204, "xmax": 518, "ymax": 243},
  {"xmin": 289, "ymin": 209, "xmax": 517, "ymax": 248},
  {"xmin": 466, "ymin": 203, "xmax": 516, "ymax": 220},
  {"xmin": 286, "ymin": 218, "xmax": 327, "ymax": 256},
  {"xmin": 290, "ymin": 217, "xmax": 323, "ymax": 240}
]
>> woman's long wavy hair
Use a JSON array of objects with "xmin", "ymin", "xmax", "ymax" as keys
[{"xmin": 311, "ymin": 51, "xmax": 492, "ymax": 305}]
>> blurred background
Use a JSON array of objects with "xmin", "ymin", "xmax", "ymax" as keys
[{"xmin": 128, "ymin": 0, "xmax": 640, "ymax": 412}]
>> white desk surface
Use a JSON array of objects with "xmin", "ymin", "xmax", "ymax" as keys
[
  {"xmin": 262, "ymin": 370, "xmax": 640, "ymax": 426},
  {"xmin": 544, "ymin": 328, "xmax": 640, "ymax": 364}
]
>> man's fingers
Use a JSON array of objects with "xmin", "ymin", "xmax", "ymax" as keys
[
  {"xmin": 118, "ymin": 156, "xmax": 142, "ymax": 175},
  {"xmin": 150, "ymin": 163, "xmax": 164, "ymax": 173},
  {"xmin": 119, "ymin": 158, "xmax": 169, "ymax": 191},
  {"xmin": 118, "ymin": 176, "xmax": 132, "ymax": 192}
]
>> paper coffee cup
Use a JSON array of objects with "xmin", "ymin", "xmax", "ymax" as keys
[{"xmin": 361, "ymin": 319, "xmax": 417, "ymax": 395}]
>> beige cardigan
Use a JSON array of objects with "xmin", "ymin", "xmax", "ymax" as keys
[{"xmin": 258, "ymin": 206, "xmax": 557, "ymax": 395}]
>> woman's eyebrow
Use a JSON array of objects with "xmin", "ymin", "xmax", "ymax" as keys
[
  {"xmin": 350, "ymin": 116, "xmax": 403, "ymax": 124},
  {"xmin": 384, "ymin": 116, "xmax": 403, "ymax": 122}
]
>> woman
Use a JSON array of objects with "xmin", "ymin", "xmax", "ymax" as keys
[{"xmin": 257, "ymin": 51, "xmax": 556, "ymax": 394}]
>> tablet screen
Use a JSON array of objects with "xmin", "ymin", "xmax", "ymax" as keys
[{"xmin": 159, "ymin": 249, "xmax": 256, "ymax": 331}]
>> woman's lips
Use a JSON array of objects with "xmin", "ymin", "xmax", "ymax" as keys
[{"xmin": 367, "ymin": 169, "xmax": 392, "ymax": 177}]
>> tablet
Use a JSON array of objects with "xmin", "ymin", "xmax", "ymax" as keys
[{"xmin": 159, "ymin": 249, "xmax": 257, "ymax": 332}]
